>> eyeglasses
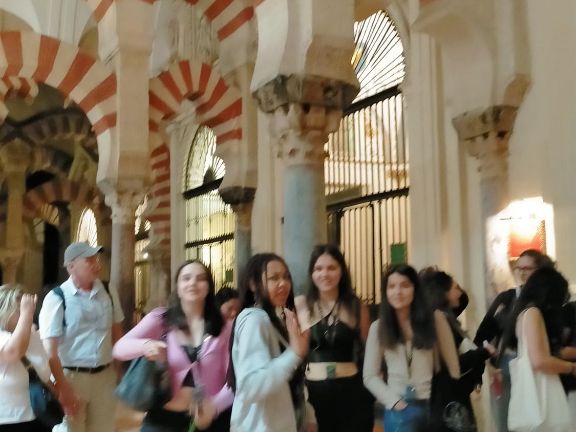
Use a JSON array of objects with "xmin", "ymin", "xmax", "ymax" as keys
[{"xmin": 515, "ymin": 266, "xmax": 536, "ymax": 272}]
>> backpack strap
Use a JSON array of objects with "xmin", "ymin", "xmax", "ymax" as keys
[
  {"xmin": 51, "ymin": 281, "xmax": 112, "ymax": 328},
  {"xmin": 52, "ymin": 286, "xmax": 66, "ymax": 327}
]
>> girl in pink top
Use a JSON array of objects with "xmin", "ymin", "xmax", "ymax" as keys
[{"xmin": 113, "ymin": 260, "xmax": 233, "ymax": 432}]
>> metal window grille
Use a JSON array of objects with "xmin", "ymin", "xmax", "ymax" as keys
[
  {"xmin": 183, "ymin": 127, "xmax": 235, "ymax": 289},
  {"xmin": 326, "ymin": 10, "xmax": 408, "ymax": 304},
  {"xmin": 327, "ymin": 87, "xmax": 409, "ymax": 304}
]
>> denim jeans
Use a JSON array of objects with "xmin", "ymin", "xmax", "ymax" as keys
[
  {"xmin": 383, "ymin": 400, "xmax": 428, "ymax": 432},
  {"xmin": 490, "ymin": 352, "xmax": 514, "ymax": 432}
]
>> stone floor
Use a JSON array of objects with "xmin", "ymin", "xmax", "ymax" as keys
[
  {"xmin": 115, "ymin": 403, "xmax": 144, "ymax": 432},
  {"xmin": 114, "ymin": 404, "xmax": 385, "ymax": 432}
]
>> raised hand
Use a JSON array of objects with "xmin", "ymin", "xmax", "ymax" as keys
[
  {"xmin": 285, "ymin": 308, "xmax": 309, "ymax": 358},
  {"xmin": 19, "ymin": 294, "xmax": 37, "ymax": 321}
]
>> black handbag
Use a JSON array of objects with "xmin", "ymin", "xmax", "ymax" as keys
[
  {"xmin": 115, "ymin": 357, "xmax": 172, "ymax": 411},
  {"xmin": 22, "ymin": 357, "xmax": 65, "ymax": 428},
  {"xmin": 429, "ymin": 367, "xmax": 475, "ymax": 432}
]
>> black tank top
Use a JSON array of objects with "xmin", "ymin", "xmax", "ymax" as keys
[{"xmin": 308, "ymin": 319, "xmax": 359, "ymax": 363}]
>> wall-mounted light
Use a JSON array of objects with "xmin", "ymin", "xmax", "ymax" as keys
[
  {"xmin": 486, "ymin": 197, "xmax": 554, "ymax": 292},
  {"xmin": 498, "ymin": 197, "xmax": 554, "ymax": 261}
]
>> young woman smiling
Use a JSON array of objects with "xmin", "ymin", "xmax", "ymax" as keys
[
  {"xmin": 229, "ymin": 253, "xmax": 316, "ymax": 432},
  {"xmin": 363, "ymin": 264, "xmax": 460, "ymax": 432},
  {"xmin": 113, "ymin": 260, "xmax": 233, "ymax": 432},
  {"xmin": 301, "ymin": 244, "xmax": 373, "ymax": 432}
]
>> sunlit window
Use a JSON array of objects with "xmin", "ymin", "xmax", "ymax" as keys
[
  {"xmin": 183, "ymin": 126, "xmax": 234, "ymax": 289},
  {"xmin": 77, "ymin": 208, "xmax": 98, "ymax": 246},
  {"xmin": 352, "ymin": 10, "xmax": 405, "ymax": 102}
]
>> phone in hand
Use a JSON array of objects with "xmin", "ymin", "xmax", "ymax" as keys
[{"xmin": 490, "ymin": 370, "xmax": 503, "ymax": 398}]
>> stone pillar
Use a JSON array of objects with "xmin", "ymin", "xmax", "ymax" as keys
[
  {"xmin": 144, "ymin": 244, "xmax": 171, "ymax": 312},
  {"xmin": 219, "ymin": 188, "xmax": 255, "ymax": 281},
  {"xmin": 57, "ymin": 206, "xmax": 71, "ymax": 282},
  {"xmin": 453, "ymin": 105, "xmax": 519, "ymax": 298},
  {"xmin": 94, "ymin": 206, "xmax": 112, "ymax": 283},
  {"xmin": 105, "ymin": 191, "xmax": 143, "ymax": 330},
  {"xmin": 254, "ymin": 77, "xmax": 356, "ymax": 295},
  {"xmin": 232, "ymin": 202, "xmax": 253, "ymax": 280},
  {"xmin": 0, "ymin": 140, "xmax": 31, "ymax": 283}
]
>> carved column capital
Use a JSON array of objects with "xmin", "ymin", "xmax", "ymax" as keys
[
  {"xmin": 453, "ymin": 105, "xmax": 518, "ymax": 179},
  {"xmin": 269, "ymin": 103, "xmax": 342, "ymax": 165},
  {"xmin": 0, "ymin": 139, "xmax": 32, "ymax": 176},
  {"xmin": 219, "ymin": 187, "xmax": 256, "ymax": 206},
  {"xmin": 253, "ymin": 75, "xmax": 356, "ymax": 166},
  {"xmin": 105, "ymin": 190, "xmax": 145, "ymax": 225},
  {"xmin": 253, "ymin": 74, "xmax": 358, "ymax": 114},
  {"xmin": 0, "ymin": 247, "xmax": 24, "ymax": 283}
]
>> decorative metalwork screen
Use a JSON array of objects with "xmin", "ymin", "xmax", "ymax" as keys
[
  {"xmin": 183, "ymin": 126, "xmax": 235, "ymax": 289},
  {"xmin": 134, "ymin": 237, "xmax": 150, "ymax": 320},
  {"xmin": 326, "ymin": 10, "xmax": 408, "ymax": 304}
]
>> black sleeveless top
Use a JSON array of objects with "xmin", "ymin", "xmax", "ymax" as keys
[{"xmin": 309, "ymin": 319, "xmax": 359, "ymax": 363}]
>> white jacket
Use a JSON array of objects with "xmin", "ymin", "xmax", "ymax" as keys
[{"xmin": 230, "ymin": 308, "xmax": 304, "ymax": 432}]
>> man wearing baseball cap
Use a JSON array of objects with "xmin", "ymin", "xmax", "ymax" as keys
[{"xmin": 39, "ymin": 242, "xmax": 124, "ymax": 432}]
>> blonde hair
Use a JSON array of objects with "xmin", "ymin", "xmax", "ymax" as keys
[{"xmin": 0, "ymin": 284, "xmax": 23, "ymax": 330}]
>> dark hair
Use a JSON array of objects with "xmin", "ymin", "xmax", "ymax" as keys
[
  {"xmin": 228, "ymin": 253, "xmax": 295, "ymax": 391},
  {"xmin": 517, "ymin": 249, "xmax": 555, "ymax": 269},
  {"xmin": 165, "ymin": 260, "xmax": 223, "ymax": 337},
  {"xmin": 419, "ymin": 266, "xmax": 454, "ymax": 312},
  {"xmin": 379, "ymin": 264, "xmax": 435, "ymax": 350},
  {"xmin": 238, "ymin": 253, "xmax": 294, "ymax": 335},
  {"xmin": 306, "ymin": 244, "xmax": 360, "ymax": 317},
  {"xmin": 501, "ymin": 267, "xmax": 569, "ymax": 355},
  {"xmin": 215, "ymin": 287, "xmax": 239, "ymax": 308}
]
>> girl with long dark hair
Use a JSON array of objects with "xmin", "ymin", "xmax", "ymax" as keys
[
  {"xmin": 363, "ymin": 264, "xmax": 459, "ymax": 432},
  {"xmin": 228, "ymin": 253, "xmax": 315, "ymax": 432},
  {"xmin": 113, "ymin": 260, "xmax": 233, "ymax": 432},
  {"xmin": 420, "ymin": 267, "xmax": 494, "ymax": 431},
  {"xmin": 474, "ymin": 249, "xmax": 554, "ymax": 432},
  {"xmin": 501, "ymin": 267, "xmax": 574, "ymax": 431},
  {"xmin": 301, "ymin": 244, "xmax": 373, "ymax": 432}
]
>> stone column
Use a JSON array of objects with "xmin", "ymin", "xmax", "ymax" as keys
[
  {"xmin": 0, "ymin": 140, "xmax": 31, "ymax": 283},
  {"xmin": 219, "ymin": 189, "xmax": 255, "ymax": 282},
  {"xmin": 254, "ymin": 77, "xmax": 356, "ymax": 295},
  {"xmin": 144, "ymin": 244, "xmax": 171, "ymax": 312},
  {"xmin": 453, "ymin": 105, "xmax": 519, "ymax": 298},
  {"xmin": 57, "ymin": 206, "xmax": 71, "ymax": 282},
  {"xmin": 105, "ymin": 191, "xmax": 143, "ymax": 330}
]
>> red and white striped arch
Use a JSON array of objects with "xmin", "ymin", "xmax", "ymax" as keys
[
  {"xmin": 85, "ymin": 0, "xmax": 254, "ymax": 41},
  {"xmin": 184, "ymin": 0, "xmax": 254, "ymax": 41},
  {"xmin": 0, "ymin": 76, "xmax": 38, "ymax": 121},
  {"xmin": 147, "ymin": 59, "xmax": 242, "ymax": 248},
  {"xmin": 0, "ymin": 32, "xmax": 117, "ymax": 139},
  {"xmin": 22, "ymin": 179, "xmax": 102, "ymax": 222}
]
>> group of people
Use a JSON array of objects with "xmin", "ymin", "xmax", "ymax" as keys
[{"xmin": 0, "ymin": 241, "xmax": 575, "ymax": 432}]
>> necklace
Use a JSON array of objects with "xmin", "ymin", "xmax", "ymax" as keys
[{"xmin": 318, "ymin": 301, "xmax": 340, "ymax": 345}]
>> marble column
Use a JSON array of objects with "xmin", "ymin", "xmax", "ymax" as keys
[
  {"xmin": 254, "ymin": 77, "xmax": 355, "ymax": 295},
  {"xmin": 144, "ymin": 244, "xmax": 170, "ymax": 312},
  {"xmin": 0, "ymin": 140, "xmax": 31, "ymax": 283},
  {"xmin": 105, "ymin": 191, "xmax": 143, "ymax": 330},
  {"xmin": 219, "ymin": 188, "xmax": 256, "ymax": 281},
  {"xmin": 453, "ymin": 105, "xmax": 519, "ymax": 297},
  {"xmin": 57, "ymin": 206, "xmax": 71, "ymax": 282}
]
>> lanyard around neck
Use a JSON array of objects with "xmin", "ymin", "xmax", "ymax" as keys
[{"xmin": 404, "ymin": 340, "xmax": 414, "ymax": 378}]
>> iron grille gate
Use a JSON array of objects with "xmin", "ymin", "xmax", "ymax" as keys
[
  {"xmin": 326, "ymin": 85, "xmax": 409, "ymax": 304},
  {"xmin": 183, "ymin": 178, "xmax": 235, "ymax": 289}
]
